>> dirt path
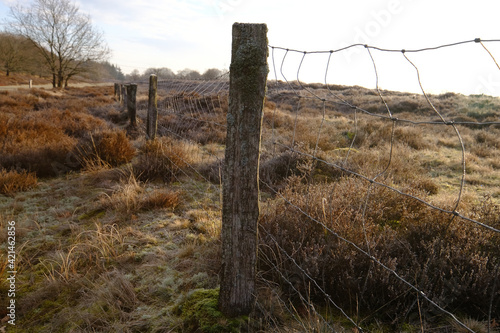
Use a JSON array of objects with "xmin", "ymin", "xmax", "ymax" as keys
[{"xmin": 0, "ymin": 82, "xmax": 114, "ymax": 91}]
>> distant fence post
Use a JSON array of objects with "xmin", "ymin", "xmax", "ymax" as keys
[
  {"xmin": 218, "ymin": 22, "xmax": 268, "ymax": 317},
  {"xmin": 126, "ymin": 84, "xmax": 137, "ymax": 127},
  {"xmin": 114, "ymin": 83, "xmax": 120, "ymax": 101},
  {"xmin": 29, "ymin": 80, "xmax": 32, "ymax": 89},
  {"xmin": 121, "ymin": 84, "xmax": 127, "ymax": 106},
  {"xmin": 147, "ymin": 75, "xmax": 158, "ymax": 140}
]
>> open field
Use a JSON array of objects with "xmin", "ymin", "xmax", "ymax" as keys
[
  {"xmin": 0, "ymin": 83, "xmax": 499, "ymax": 332},
  {"xmin": 0, "ymin": 71, "xmax": 52, "ymax": 87},
  {"xmin": 0, "ymin": 70, "xmax": 114, "ymax": 91}
]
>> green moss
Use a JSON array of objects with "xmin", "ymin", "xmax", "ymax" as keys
[
  {"xmin": 77, "ymin": 208, "xmax": 106, "ymax": 220},
  {"xmin": 381, "ymin": 219, "xmax": 402, "ymax": 230},
  {"xmin": 174, "ymin": 288, "xmax": 245, "ymax": 333}
]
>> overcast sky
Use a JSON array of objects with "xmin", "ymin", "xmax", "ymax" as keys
[{"xmin": 1, "ymin": 0, "xmax": 500, "ymax": 96}]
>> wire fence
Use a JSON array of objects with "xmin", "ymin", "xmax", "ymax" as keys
[{"xmin": 129, "ymin": 37, "xmax": 500, "ymax": 332}]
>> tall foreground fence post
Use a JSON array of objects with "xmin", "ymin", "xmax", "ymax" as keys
[
  {"xmin": 147, "ymin": 75, "xmax": 158, "ymax": 140},
  {"xmin": 219, "ymin": 22, "xmax": 269, "ymax": 317},
  {"xmin": 126, "ymin": 84, "xmax": 137, "ymax": 127}
]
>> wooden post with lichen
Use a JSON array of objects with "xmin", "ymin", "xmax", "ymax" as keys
[
  {"xmin": 126, "ymin": 83, "xmax": 137, "ymax": 127},
  {"xmin": 218, "ymin": 22, "xmax": 268, "ymax": 317},
  {"xmin": 147, "ymin": 75, "xmax": 158, "ymax": 140}
]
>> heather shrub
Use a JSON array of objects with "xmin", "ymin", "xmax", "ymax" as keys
[
  {"xmin": 0, "ymin": 168, "xmax": 37, "ymax": 196},
  {"xmin": 394, "ymin": 125, "xmax": 429, "ymax": 150},
  {"xmin": 156, "ymin": 94, "xmax": 227, "ymax": 145},
  {"xmin": 141, "ymin": 190, "xmax": 182, "ymax": 211},
  {"xmin": 43, "ymin": 108, "xmax": 109, "ymax": 137},
  {"xmin": 77, "ymin": 130, "xmax": 135, "ymax": 168},
  {"xmin": 0, "ymin": 130, "xmax": 78, "ymax": 177},
  {"xmin": 198, "ymin": 159, "xmax": 224, "ymax": 184},
  {"xmin": 0, "ymin": 90, "xmax": 40, "ymax": 111},
  {"xmin": 0, "ymin": 88, "xmax": 119, "ymax": 177},
  {"xmin": 259, "ymin": 151, "xmax": 310, "ymax": 192},
  {"xmin": 134, "ymin": 137, "xmax": 192, "ymax": 182},
  {"xmin": 259, "ymin": 177, "xmax": 500, "ymax": 325}
]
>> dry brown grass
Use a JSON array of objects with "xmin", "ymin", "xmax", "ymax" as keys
[
  {"xmin": 259, "ymin": 176, "xmax": 500, "ymax": 326},
  {"xmin": 133, "ymin": 137, "xmax": 193, "ymax": 182},
  {"xmin": 0, "ymin": 168, "xmax": 37, "ymax": 196},
  {"xmin": 98, "ymin": 171, "xmax": 182, "ymax": 216},
  {"xmin": 156, "ymin": 94, "xmax": 227, "ymax": 145},
  {"xmin": 259, "ymin": 83, "xmax": 500, "ymax": 330},
  {"xmin": 0, "ymin": 87, "xmax": 132, "ymax": 177},
  {"xmin": 142, "ymin": 189, "xmax": 182, "ymax": 210},
  {"xmin": 3, "ymin": 82, "xmax": 499, "ymax": 332},
  {"xmin": 77, "ymin": 129, "xmax": 135, "ymax": 168}
]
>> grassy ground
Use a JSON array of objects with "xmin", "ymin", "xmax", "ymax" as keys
[
  {"xmin": 0, "ymin": 86, "xmax": 225, "ymax": 332},
  {"xmin": 0, "ymin": 71, "xmax": 52, "ymax": 87},
  {"xmin": 0, "ymin": 83, "xmax": 499, "ymax": 332}
]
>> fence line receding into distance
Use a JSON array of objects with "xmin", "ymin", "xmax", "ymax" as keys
[{"xmin": 118, "ymin": 29, "xmax": 500, "ymax": 332}]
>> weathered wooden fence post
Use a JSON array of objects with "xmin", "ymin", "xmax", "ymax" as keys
[
  {"xmin": 126, "ymin": 84, "xmax": 137, "ymax": 127},
  {"xmin": 121, "ymin": 84, "xmax": 127, "ymax": 107},
  {"xmin": 147, "ymin": 75, "xmax": 158, "ymax": 140},
  {"xmin": 114, "ymin": 83, "xmax": 120, "ymax": 101},
  {"xmin": 118, "ymin": 84, "xmax": 123, "ymax": 103},
  {"xmin": 218, "ymin": 22, "xmax": 268, "ymax": 317}
]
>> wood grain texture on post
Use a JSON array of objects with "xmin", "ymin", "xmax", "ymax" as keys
[
  {"xmin": 219, "ymin": 22, "xmax": 268, "ymax": 317},
  {"xmin": 147, "ymin": 75, "xmax": 158, "ymax": 140},
  {"xmin": 126, "ymin": 84, "xmax": 137, "ymax": 127}
]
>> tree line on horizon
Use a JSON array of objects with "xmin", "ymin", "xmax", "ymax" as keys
[{"xmin": 124, "ymin": 67, "xmax": 227, "ymax": 82}]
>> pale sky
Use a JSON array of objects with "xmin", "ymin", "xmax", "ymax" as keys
[{"xmin": 1, "ymin": 0, "xmax": 500, "ymax": 96}]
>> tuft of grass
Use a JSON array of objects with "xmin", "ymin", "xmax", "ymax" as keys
[
  {"xmin": 174, "ymin": 288, "xmax": 244, "ymax": 333},
  {"xmin": 134, "ymin": 137, "xmax": 192, "ymax": 182},
  {"xmin": 141, "ymin": 189, "xmax": 182, "ymax": 211},
  {"xmin": 100, "ymin": 172, "xmax": 182, "ymax": 215},
  {"xmin": 451, "ymin": 317, "xmax": 490, "ymax": 333},
  {"xmin": 77, "ymin": 130, "xmax": 136, "ymax": 169},
  {"xmin": 101, "ymin": 172, "xmax": 144, "ymax": 214},
  {"xmin": 48, "ymin": 270, "xmax": 138, "ymax": 332},
  {"xmin": 0, "ymin": 168, "xmax": 37, "ymax": 196}
]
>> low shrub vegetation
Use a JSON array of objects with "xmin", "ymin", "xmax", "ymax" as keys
[
  {"xmin": 0, "ymin": 86, "xmax": 130, "ymax": 177},
  {"xmin": 77, "ymin": 129, "xmax": 135, "ymax": 169},
  {"xmin": 0, "ymin": 168, "xmax": 37, "ymax": 195},
  {"xmin": 133, "ymin": 137, "xmax": 192, "ymax": 182},
  {"xmin": 259, "ymin": 176, "xmax": 499, "ymax": 326},
  {"xmin": 1, "ymin": 83, "xmax": 499, "ymax": 332}
]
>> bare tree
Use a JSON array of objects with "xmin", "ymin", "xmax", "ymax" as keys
[
  {"xmin": 144, "ymin": 67, "xmax": 176, "ymax": 79},
  {"xmin": 177, "ymin": 68, "xmax": 201, "ymax": 80},
  {"xmin": 0, "ymin": 32, "xmax": 44, "ymax": 76},
  {"xmin": 0, "ymin": 33, "xmax": 28, "ymax": 76},
  {"xmin": 202, "ymin": 68, "xmax": 223, "ymax": 80},
  {"xmin": 127, "ymin": 69, "xmax": 141, "ymax": 81},
  {"xmin": 8, "ymin": 0, "xmax": 110, "ymax": 88}
]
